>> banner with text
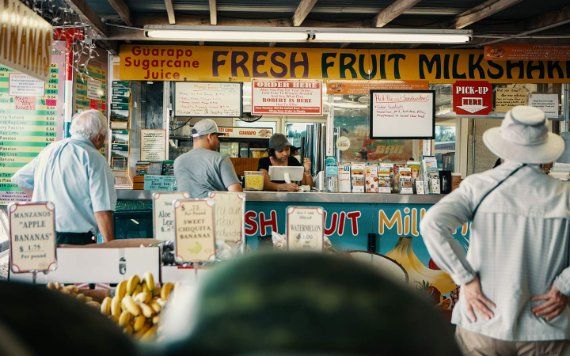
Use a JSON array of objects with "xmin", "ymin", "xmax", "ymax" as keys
[{"xmin": 119, "ymin": 45, "xmax": 570, "ymax": 84}]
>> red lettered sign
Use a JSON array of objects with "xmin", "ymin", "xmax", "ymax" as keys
[{"xmin": 453, "ymin": 81, "xmax": 492, "ymax": 115}]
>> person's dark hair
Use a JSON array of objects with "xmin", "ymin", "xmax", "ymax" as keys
[
  {"xmin": 267, "ymin": 148, "xmax": 276, "ymax": 157},
  {"xmin": 162, "ymin": 252, "xmax": 461, "ymax": 355},
  {"xmin": 0, "ymin": 281, "xmax": 137, "ymax": 355}
]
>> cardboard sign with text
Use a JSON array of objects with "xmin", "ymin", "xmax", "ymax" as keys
[
  {"xmin": 494, "ymin": 86, "xmax": 528, "ymax": 113},
  {"xmin": 9, "ymin": 202, "xmax": 57, "ymax": 273},
  {"xmin": 453, "ymin": 80, "xmax": 492, "ymax": 115},
  {"xmin": 174, "ymin": 199, "xmax": 216, "ymax": 263},
  {"xmin": 209, "ymin": 192, "xmax": 246, "ymax": 245},
  {"xmin": 286, "ymin": 206, "xmax": 325, "ymax": 251},
  {"xmin": 153, "ymin": 192, "xmax": 190, "ymax": 241}
]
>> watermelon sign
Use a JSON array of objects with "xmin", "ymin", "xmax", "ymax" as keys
[{"xmin": 453, "ymin": 80, "xmax": 492, "ymax": 115}]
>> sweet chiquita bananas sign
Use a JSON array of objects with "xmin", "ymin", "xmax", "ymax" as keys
[
  {"xmin": 174, "ymin": 198, "xmax": 216, "ymax": 263},
  {"xmin": 119, "ymin": 45, "xmax": 570, "ymax": 84},
  {"xmin": 9, "ymin": 202, "xmax": 57, "ymax": 273}
]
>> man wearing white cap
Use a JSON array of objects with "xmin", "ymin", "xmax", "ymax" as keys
[
  {"xmin": 174, "ymin": 119, "xmax": 242, "ymax": 198},
  {"xmin": 421, "ymin": 106, "xmax": 569, "ymax": 354}
]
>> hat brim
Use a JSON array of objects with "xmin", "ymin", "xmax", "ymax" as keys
[{"xmin": 483, "ymin": 127, "xmax": 565, "ymax": 164}]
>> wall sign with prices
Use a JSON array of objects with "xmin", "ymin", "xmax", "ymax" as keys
[{"xmin": 0, "ymin": 42, "xmax": 65, "ymax": 205}]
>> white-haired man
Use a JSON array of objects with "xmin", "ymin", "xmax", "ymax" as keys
[
  {"xmin": 12, "ymin": 110, "xmax": 116, "ymax": 245},
  {"xmin": 421, "ymin": 106, "xmax": 569, "ymax": 355}
]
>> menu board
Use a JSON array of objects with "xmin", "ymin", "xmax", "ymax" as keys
[
  {"xmin": 141, "ymin": 129, "xmax": 166, "ymax": 161},
  {"xmin": 251, "ymin": 79, "xmax": 323, "ymax": 116},
  {"xmin": 286, "ymin": 206, "xmax": 325, "ymax": 251},
  {"xmin": 174, "ymin": 199, "xmax": 216, "ymax": 263},
  {"xmin": 0, "ymin": 42, "xmax": 66, "ymax": 205},
  {"xmin": 209, "ymin": 192, "xmax": 245, "ymax": 245},
  {"xmin": 370, "ymin": 90, "xmax": 435, "ymax": 139},
  {"xmin": 174, "ymin": 82, "xmax": 242, "ymax": 117},
  {"xmin": 9, "ymin": 202, "xmax": 57, "ymax": 273}
]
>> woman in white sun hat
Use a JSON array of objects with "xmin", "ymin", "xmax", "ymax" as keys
[{"xmin": 421, "ymin": 106, "xmax": 569, "ymax": 355}]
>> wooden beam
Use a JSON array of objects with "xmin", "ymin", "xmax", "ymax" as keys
[
  {"xmin": 107, "ymin": 0, "xmax": 132, "ymax": 26},
  {"xmin": 64, "ymin": 0, "xmax": 107, "ymax": 37},
  {"xmin": 454, "ymin": 0, "xmax": 523, "ymax": 29},
  {"xmin": 475, "ymin": 4, "xmax": 570, "ymax": 46},
  {"xmin": 209, "ymin": 0, "xmax": 217, "ymax": 25},
  {"xmin": 373, "ymin": 0, "xmax": 422, "ymax": 28},
  {"xmin": 293, "ymin": 0, "xmax": 319, "ymax": 27},
  {"xmin": 164, "ymin": 0, "xmax": 176, "ymax": 25}
]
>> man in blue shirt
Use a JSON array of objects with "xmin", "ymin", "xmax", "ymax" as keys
[{"xmin": 12, "ymin": 110, "xmax": 117, "ymax": 245}]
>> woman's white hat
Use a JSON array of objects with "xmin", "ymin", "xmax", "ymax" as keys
[{"xmin": 483, "ymin": 106, "xmax": 565, "ymax": 164}]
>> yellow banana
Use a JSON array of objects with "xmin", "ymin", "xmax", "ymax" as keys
[
  {"xmin": 150, "ymin": 300, "xmax": 161, "ymax": 314},
  {"xmin": 84, "ymin": 296, "xmax": 93, "ymax": 303},
  {"xmin": 133, "ymin": 284, "xmax": 143, "ymax": 296},
  {"xmin": 139, "ymin": 303, "xmax": 154, "ymax": 318},
  {"xmin": 160, "ymin": 283, "xmax": 174, "ymax": 300},
  {"xmin": 111, "ymin": 295, "xmax": 122, "ymax": 318},
  {"xmin": 76, "ymin": 294, "xmax": 85, "ymax": 301},
  {"xmin": 86, "ymin": 301, "xmax": 100, "ymax": 308},
  {"xmin": 124, "ymin": 325, "xmax": 133, "ymax": 335},
  {"xmin": 126, "ymin": 275, "xmax": 140, "ymax": 295},
  {"xmin": 116, "ymin": 280, "xmax": 128, "ymax": 299},
  {"xmin": 122, "ymin": 296, "xmax": 141, "ymax": 316},
  {"xmin": 139, "ymin": 325, "xmax": 157, "ymax": 342},
  {"xmin": 119, "ymin": 310, "xmax": 132, "ymax": 327},
  {"xmin": 100, "ymin": 297, "xmax": 112, "ymax": 315},
  {"xmin": 133, "ymin": 315, "xmax": 146, "ymax": 332},
  {"xmin": 152, "ymin": 316, "xmax": 160, "ymax": 325},
  {"xmin": 144, "ymin": 272, "xmax": 155, "ymax": 292},
  {"xmin": 134, "ymin": 292, "xmax": 151, "ymax": 304}
]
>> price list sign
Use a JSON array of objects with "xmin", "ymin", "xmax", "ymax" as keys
[{"xmin": 0, "ymin": 54, "xmax": 64, "ymax": 204}]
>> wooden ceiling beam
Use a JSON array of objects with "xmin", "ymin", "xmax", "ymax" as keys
[
  {"xmin": 209, "ymin": 0, "xmax": 217, "ymax": 25},
  {"xmin": 373, "ymin": 0, "xmax": 422, "ymax": 28},
  {"xmin": 106, "ymin": 0, "xmax": 132, "ymax": 26},
  {"xmin": 293, "ymin": 0, "xmax": 319, "ymax": 27},
  {"xmin": 64, "ymin": 0, "xmax": 108, "ymax": 37},
  {"xmin": 454, "ymin": 0, "xmax": 523, "ymax": 29},
  {"xmin": 474, "ymin": 4, "xmax": 570, "ymax": 46},
  {"xmin": 164, "ymin": 0, "xmax": 176, "ymax": 25}
]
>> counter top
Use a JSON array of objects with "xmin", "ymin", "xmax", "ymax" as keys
[{"xmin": 117, "ymin": 189, "xmax": 444, "ymax": 204}]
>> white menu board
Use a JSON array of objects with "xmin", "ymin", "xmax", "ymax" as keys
[
  {"xmin": 370, "ymin": 90, "xmax": 435, "ymax": 139},
  {"xmin": 175, "ymin": 82, "xmax": 242, "ymax": 117}
]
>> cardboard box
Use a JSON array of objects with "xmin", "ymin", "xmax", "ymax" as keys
[
  {"xmin": 161, "ymin": 265, "xmax": 210, "ymax": 284},
  {"xmin": 10, "ymin": 239, "xmax": 161, "ymax": 284}
]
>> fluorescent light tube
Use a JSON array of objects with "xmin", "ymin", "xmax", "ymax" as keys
[
  {"xmin": 315, "ymin": 32, "xmax": 470, "ymax": 43},
  {"xmin": 146, "ymin": 30, "xmax": 309, "ymax": 42}
]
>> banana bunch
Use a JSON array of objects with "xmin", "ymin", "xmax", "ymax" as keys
[
  {"xmin": 100, "ymin": 272, "xmax": 175, "ymax": 341},
  {"xmin": 46, "ymin": 282, "xmax": 101, "ymax": 309}
]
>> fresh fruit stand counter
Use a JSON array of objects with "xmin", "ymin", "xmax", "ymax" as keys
[{"xmin": 116, "ymin": 190, "xmax": 470, "ymax": 310}]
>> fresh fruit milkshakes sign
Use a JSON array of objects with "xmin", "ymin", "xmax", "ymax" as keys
[{"xmin": 119, "ymin": 45, "xmax": 570, "ymax": 83}]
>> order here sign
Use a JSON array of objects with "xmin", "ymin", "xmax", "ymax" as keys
[{"xmin": 453, "ymin": 80, "xmax": 492, "ymax": 115}]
